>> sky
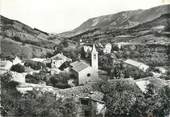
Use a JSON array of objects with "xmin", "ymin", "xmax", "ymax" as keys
[{"xmin": 1, "ymin": 0, "xmax": 170, "ymax": 33}]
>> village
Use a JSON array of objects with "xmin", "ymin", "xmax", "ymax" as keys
[
  {"xmin": 1, "ymin": 2, "xmax": 170, "ymax": 117},
  {"xmin": 1, "ymin": 40, "xmax": 170, "ymax": 117}
]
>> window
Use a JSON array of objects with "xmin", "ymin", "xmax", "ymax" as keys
[
  {"xmin": 87, "ymin": 73, "xmax": 91, "ymax": 77},
  {"xmin": 94, "ymin": 54, "xmax": 96, "ymax": 59},
  {"xmin": 81, "ymin": 99, "xmax": 89, "ymax": 105}
]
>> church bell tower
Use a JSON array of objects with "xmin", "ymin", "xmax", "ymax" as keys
[{"xmin": 91, "ymin": 44, "xmax": 98, "ymax": 71}]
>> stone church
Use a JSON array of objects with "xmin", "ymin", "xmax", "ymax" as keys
[{"xmin": 70, "ymin": 44, "xmax": 98, "ymax": 85}]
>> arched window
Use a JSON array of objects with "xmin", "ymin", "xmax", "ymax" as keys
[{"xmin": 94, "ymin": 54, "xmax": 96, "ymax": 59}]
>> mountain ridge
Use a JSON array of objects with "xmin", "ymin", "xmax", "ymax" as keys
[{"xmin": 59, "ymin": 4, "xmax": 170, "ymax": 39}]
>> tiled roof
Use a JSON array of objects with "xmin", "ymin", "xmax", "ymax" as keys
[
  {"xmin": 54, "ymin": 83, "xmax": 104, "ymax": 103},
  {"xmin": 51, "ymin": 53, "xmax": 72, "ymax": 61},
  {"xmin": 31, "ymin": 58, "xmax": 46, "ymax": 62},
  {"xmin": 89, "ymin": 91, "xmax": 104, "ymax": 102},
  {"xmin": 71, "ymin": 61, "xmax": 90, "ymax": 72},
  {"xmin": 124, "ymin": 59, "xmax": 149, "ymax": 71},
  {"xmin": 53, "ymin": 83, "xmax": 104, "ymax": 103},
  {"xmin": 54, "ymin": 84, "xmax": 95, "ymax": 98}
]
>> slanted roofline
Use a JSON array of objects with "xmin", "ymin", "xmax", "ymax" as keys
[
  {"xmin": 71, "ymin": 61, "xmax": 90, "ymax": 72},
  {"xmin": 92, "ymin": 44, "xmax": 98, "ymax": 53}
]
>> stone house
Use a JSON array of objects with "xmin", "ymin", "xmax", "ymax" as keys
[
  {"xmin": 0, "ymin": 60, "xmax": 13, "ymax": 74},
  {"xmin": 12, "ymin": 56, "xmax": 22, "ymax": 65},
  {"xmin": 70, "ymin": 44, "xmax": 98, "ymax": 85},
  {"xmin": 103, "ymin": 43, "xmax": 112, "ymax": 54},
  {"xmin": 11, "ymin": 71, "xmax": 26, "ymax": 83},
  {"xmin": 124, "ymin": 59, "xmax": 149, "ymax": 72},
  {"xmin": 54, "ymin": 85, "xmax": 106, "ymax": 117},
  {"xmin": 70, "ymin": 61, "xmax": 93, "ymax": 85},
  {"xmin": 50, "ymin": 53, "xmax": 72, "ymax": 69},
  {"xmin": 76, "ymin": 91, "xmax": 105, "ymax": 117}
]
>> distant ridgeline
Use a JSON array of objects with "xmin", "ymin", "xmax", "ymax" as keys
[{"xmin": 59, "ymin": 5, "xmax": 170, "ymax": 67}]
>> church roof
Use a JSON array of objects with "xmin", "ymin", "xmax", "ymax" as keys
[{"xmin": 70, "ymin": 61, "xmax": 90, "ymax": 72}]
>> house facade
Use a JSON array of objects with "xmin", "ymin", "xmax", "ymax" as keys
[
  {"xmin": 54, "ymin": 86, "xmax": 105, "ymax": 117},
  {"xmin": 103, "ymin": 43, "xmax": 112, "ymax": 54},
  {"xmin": 50, "ymin": 53, "xmax": 72, "ymax": 69},
  {"xmin": 0, "ymin": 60, "xmax": 13, "ymax": 74},
  {"xmin": 73, "ymin": 91, "xmax": 105, "ymax": 117},
  {"xmin": 71, "ymin": 61, "xmax": 93, "ymax": 85}
]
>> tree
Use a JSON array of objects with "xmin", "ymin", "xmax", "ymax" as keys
[
  {"xmin": 25, "ymin": 74, "xmax": 39, "ymax": 84},
  {"xmin": 1, "ymin": 73, "xmax": 21, "ymax": 116},
  {"xmin": 80, "ymin": 47, "xmax": 86, "ymax": 58},
  {"xmin": 101, "ymin": 80, "xmax": 143, "ymax": 117},
  {"xmin": 158, "ymin": 86, "xmax": 170, "ymax": 116},
  {"xmin": 62, "ymin": 40, "xmax": 69, "ymax": 47},
  {"xmin": 45, "ymin": 52, "xmax": 54, "ymax": 58},
  {"xmin": 11, "ymin": 63, "xmax": 25, "ymax": 73},
  {"xmin": 49, "ymin": 72, "xmax": 71, "ymax": 89},
  {"xmin": 24, "ymin": 60, "xmax": 46, "ymax": 70},
  {"xmin": 1, "ymin": 72, "xmax": 76, "ymax": 117},
  {"xmin": 15, "ymin": 90, "xmax": 76, "ymax": 117},
  {"xmin": 13, "ymin": 36, "xmax": 21, "ymax": 42}
]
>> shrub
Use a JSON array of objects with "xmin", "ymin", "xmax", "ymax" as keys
[
  {"xmin": 1, "ymin": 73, "xmax": 76, "ymax": 117},
  {"xmin": 25, "ymin": 74, "xmax": 39, "ymax": 84},
  {"xmin": 62, "ymin": 40, "xmax": 69, "ymax": 47},
  {"xmin": 24, "ymin": 60, "xmax": 45, "ymax": 70},
  {"xmin": 11, "ymin": 64, "xmax": 25, "ymax": 73},
  {"xmin": 12, "ymin": 36, "xmax": 21, "ymax": 42},
  {"xmin": 46, "ymin": 52, "xmax": 54, "ymax": 58}
]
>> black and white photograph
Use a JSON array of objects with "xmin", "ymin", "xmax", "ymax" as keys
[{"xmin": 0, "ymin": 0, "xmax": 170, "ymax": 117}]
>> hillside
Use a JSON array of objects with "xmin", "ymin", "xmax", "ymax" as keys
[
  {"xmin": 1, "ymin": 5, "xmax": 170, "ymax": 60},
  {"xmin": 59, "ymin": 4, "xmax": 170, "ymax": 67},
  {"xmin": 0, "ymin": 15, "xmax": 62, "ymax": 59},
  {"xmin": 60, "ymin": 4, "xmax": 170, "ymax": 44}
]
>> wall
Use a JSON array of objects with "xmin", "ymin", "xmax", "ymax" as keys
[{"xmin": 78, "ymin": 67, "xmax": 93, "ymax": 85}]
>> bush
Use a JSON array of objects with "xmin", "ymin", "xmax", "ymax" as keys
[
  {"xmin": 1, "ymin": 72, "xmax": 76, "ymax": 117},
  {"xmin": 24, "ymin": 60, "xmax": 45, "ymax": 70},
  {"xmin": 12, "ymin": 36, "xmax": 21, "ymax": 42},
  {"xmin": 25, "ymin": 74, "xmax": 39, "ymax": 84},
  {"xmin": 54, "ymin": 82, "xmax": 71, "ymax": 89},
  {"xmin": 62, "ymin": 40, "xmax": 69, "ymax": 47},
  {"xmin": 101, "ymin": 79, "xmax": 170, "ymax": 117},
  {"xmin": 46, "ymin": 52, "xmax": 54, "ymax": 58},
  {"xmin": 11, "ymin": 64, "xmax": 25, "ymax": 73},
  {"xmin": 1, "ymin": 73, "xmax": 21, "ymax": 116},
  {"xmin": 49, "ymin": 72, "xmax": 71, "ymax": 88}
]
